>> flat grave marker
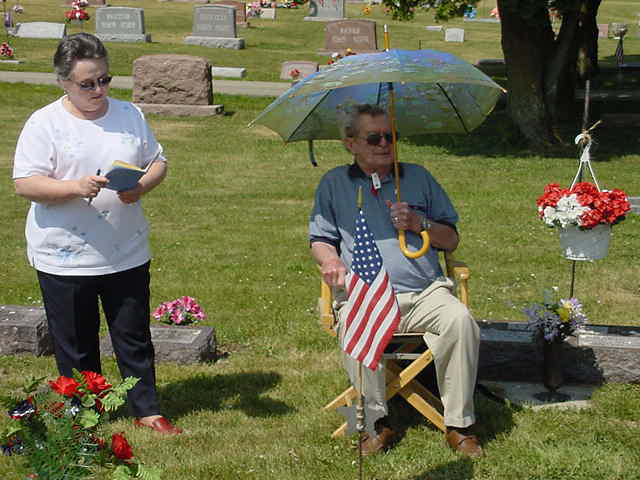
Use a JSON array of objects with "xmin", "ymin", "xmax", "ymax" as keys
[
  {"xmin": 11, "ymin": 22, "xmax": 66, "ymax": 39},
  {"xmin": 280, "ymin": 60, "xmax": 318, "ymax": 81}
]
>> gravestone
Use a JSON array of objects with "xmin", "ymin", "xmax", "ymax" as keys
[
  {"xmin": 11, "ymin": 22, "xmax": 66, "ymax": 39},
  {"xmin": 322, "ymin": 19, "xmax": 377, "ymax": 55},
  {"xmin": 184, "ymin": 5, "xmax": 245, "ymax": 49},
  {"xmin": 304, "ymin": 0, "xmax": 345, "ymax": 22},
  {"xmin": 0, "ymin": 305, "xmax": 52, "ymax": 356},
  {"xmin": 597, "ymin": 23, "xmax": 609, "ymax": 38},
  {"xmin": 630, "ymin": 197, "xmax": 640, "ymax": 214},
  {"xmin": 214, "ymin": 1, "xmax": 248, "ymax": 27},
  {"xmin": 133, "ymin": 54, "xmax": 223, "ymax": 116},
  {"xmin": 478, "ymin": 321, "xmax": 640, "ymax": 384},
  {"xmin": 65, "ymin": 0, "xmax": 106, "ymax": 5},
  {"xmin": 101, "ymin": 325, "xmax": 217, "ymax": 363},
  {"xmin": 444, "ymin": 28, "xmax": 465, "ymax": 42},
  {"xmin": 280, "ymin": 60, "xmax": 318, "ymax": 80},
  {"xmin": 95, "ymin": 7, "xmax": 151, "ymax": 43},
  {"xmin": 425, "ymin": 25, "xmax": 443, "ymax": 31},
  {"xmin": 260, "ymin": 7, "xmax": 276, "ymax": 19}
]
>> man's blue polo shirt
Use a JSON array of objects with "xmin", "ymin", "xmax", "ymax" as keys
[{"xmin": 309, "ymin": 162, "xmax": 459, "ymax": 293}]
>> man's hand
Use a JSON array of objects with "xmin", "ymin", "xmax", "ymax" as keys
[
  {"xmin": 386, "ymin": 200, "xmax": 421, "ymax": 233},
  {"xmin": 320, "ymin": 257, "xmax": 347, "ymax": 288}
]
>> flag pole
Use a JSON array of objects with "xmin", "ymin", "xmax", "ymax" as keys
[{"xmin": 383, "ymin": 25, "xmax": 430, "ymax": 259}]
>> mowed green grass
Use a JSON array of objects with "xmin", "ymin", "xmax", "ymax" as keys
[{"xmin": 1, "ymin": 1, "xmax": 640, "ymax": 478}]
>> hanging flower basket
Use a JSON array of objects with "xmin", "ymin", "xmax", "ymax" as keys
[{"xmin": 558, "ymin": 223, "xmax": 611, "ymax": 261}]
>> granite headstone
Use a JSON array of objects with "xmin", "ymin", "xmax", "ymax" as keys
[
  {"xmin": 185, "ymin": 5, "xmax": 245, "ymax": 49},
  {"xmin": 445, "ymin": 28, "xmax": 465, "ymax": 42},
  {"xmin": 0, "ymin": 305, "xmax": 52, "ymax": 356},
  {"xmin": 95, "ymin": 7, "xmax": 151, "ymax": 43},
  {"xmin": 280, "ymin": 60, "xmax": 318, "ymax": 80},
  {"xmin": 305, "ymin": 0, "xmax": 345, "ymax": 22},
  {"xmin": 323, "ymin": 19, "xmax": 377, "ymax": 54}
]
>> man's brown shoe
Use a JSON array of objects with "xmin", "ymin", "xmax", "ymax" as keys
[
  {"xmin": 359, "ymin": 425, "xmax": 395, "ymax": 456},
  {"xmin": 445, "ymin": 427, "xmax": 483, "ymax": 458}
]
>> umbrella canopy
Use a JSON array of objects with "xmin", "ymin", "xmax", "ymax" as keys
[{"xmin": 250, "ymin": 49, "xmax": 504, "ymax": 142}]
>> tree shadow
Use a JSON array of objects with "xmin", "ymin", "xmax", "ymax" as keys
[
  {"xmin": 407, "ymin": 458, "xmax": 475, "ymax": 480},
  {"xmin": 156, "ymin": 371, "xmax": 295, "ymax": 419}
]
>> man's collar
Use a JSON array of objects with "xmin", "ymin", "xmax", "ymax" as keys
[{"xmin": 347, "ymin": 162, "xmax": 404, "ymax": 179}]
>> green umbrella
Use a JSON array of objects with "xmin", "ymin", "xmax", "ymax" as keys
[{"xmin": 249, "ymin": 48, "xmax": 504, "ymax": 146}]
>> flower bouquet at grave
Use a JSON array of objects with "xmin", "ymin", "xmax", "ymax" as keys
[
  {"xmin": 523, "ymin": 288, "xmax": 588, "ymax": 343},
  {"xmin": 2, "ymin": 1, "xmax": 24, "ymax": 57},
  {"xmin": 152, "ymin": 295, "xmax": 206, "ymax": 326},
  {"xmin": 537, "ymin": 182, "xmax": 630, "ymax": 230},
  {"xmin": 0, "ymin": 40, "xmax": 13, "ymax": 58},
  {"xmin": 65, "ymin": 0, "xmax": 90, "ymax": 27},
  {"xmin": 0, "ymin": 370, "xmax": 160, "ymax": 480}
]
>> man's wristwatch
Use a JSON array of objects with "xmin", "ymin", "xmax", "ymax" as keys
[{"xmin": 420, "ymin": 216, "xmax": 432, "ymax": 232}]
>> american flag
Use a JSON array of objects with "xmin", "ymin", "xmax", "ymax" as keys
[{"xmin": 341, "ymin": 208, "xmax": 401, "ymax": 370}]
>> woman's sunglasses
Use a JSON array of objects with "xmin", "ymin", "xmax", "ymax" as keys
[
  {"xmin": 73, "ymin": 75, "xmax": 113, "ymax": 91},
  {"xmin": 361, "ymin": 131, "xmax": 397, "ymax": 146}
]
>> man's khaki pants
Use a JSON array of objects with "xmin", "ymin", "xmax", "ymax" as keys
[{"xmin": 336, "ymin": 278, "xmax": 480, "ymax": 428}]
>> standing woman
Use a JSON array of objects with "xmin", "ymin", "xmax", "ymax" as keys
[{"xmin": 12, "ymin": 33, "xmax": 181, "ymax": 435}]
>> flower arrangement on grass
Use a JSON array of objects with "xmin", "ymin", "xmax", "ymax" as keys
[
  {"xmin": 289, "ymin": 68, "xmax": 301, "ymax": 80},
  {"xmin": 1, "ymin": 370, "xmax": 159, "ymax": 480},
  {"xmin": 2, "ymin": 0, "xmax": 23, "ymax": 58},
  {"xmin": 523, "ymin": 289, "xmax": 588, "ymax": 342},
  {"xmin": 537, "ymin": 182, "xmax": 631, "ymax": 230},
  {"xmin": 0, "ymin": 40, "xmax": 13, "ymax": 57},
  {"xmin": 152, "ymin": 295, "xmax": 206, "ymax": 326},
  {"xmin": 65, "ymin": 0, "xmax": 90, "ymax": 25}
]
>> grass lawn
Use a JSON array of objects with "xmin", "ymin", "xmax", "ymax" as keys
[{"xmin": 1, "ymin": 1, "xmax": 640, "ymax": 478}]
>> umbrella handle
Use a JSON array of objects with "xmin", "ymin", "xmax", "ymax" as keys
[{"xmin": 398, "ymin": 230, "xmax": 430, "ymax": 258}]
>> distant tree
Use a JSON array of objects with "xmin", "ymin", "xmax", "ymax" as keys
[{"xmin": 385, "ymin": 0, "xmax": 603, "ymax": 154}]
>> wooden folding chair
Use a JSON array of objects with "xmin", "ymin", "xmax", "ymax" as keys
[{"xmin": 319, "ymin": 251, "xmax": 470, "ymax": 438}]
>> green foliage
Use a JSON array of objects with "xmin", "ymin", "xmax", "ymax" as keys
[{"xmin": 382, "ymin": 0, "xmax": 475, "ymax": 22}]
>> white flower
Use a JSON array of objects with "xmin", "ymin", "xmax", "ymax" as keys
[{"xmin": 541, "ymin": 194, "xmax": 589, "ymax": 228}]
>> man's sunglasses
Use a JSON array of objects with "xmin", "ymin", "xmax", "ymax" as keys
[
  {"xmin": 73, "ymin": 75, "xmax": 113, "ymax": 91},
  {"xmin": 361, "ymin": 132, "xmax": 397, "ymax": 146}
]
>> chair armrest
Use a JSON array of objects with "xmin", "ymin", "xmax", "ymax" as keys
[
  {"xmin": 444, "ymin": 251, "xmax": 471, "ymax": 307},
  {"xmin": 319, "ymin": 276, "xmax": 337, "ymax": 337}
]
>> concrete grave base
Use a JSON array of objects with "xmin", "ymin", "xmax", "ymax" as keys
[
  {"xmin": 0, "ymin": 305, "xmax": 52, "ymax": 356},
  {"xmin": 184, "ymin": 35, "xmax": 245, "ymax": 49},
  {"xmin": 135, "ymin": 103, "xmax": 224, "ymax": 116},
  {"xmin": 0, "ymin": 59, "xmax": 24, "ymax": 64},
  {"xmin": 630, "ymin": 197, "xmax": 639, "ymax": 214},
  {"xmin": 478, "ymin": 321, "xmax": 640, "ymax": 385},
  {"xmin": 212, "ymin": 66, "xmax": 247, "ymax": 78},
  {"xmin": 304, "ymin": 17, "xmax": 344, "ymax": 21},
  {"xmin": 96, "ymin": 33, "xmax": 151, "ymax": 43},
  {"xmin": 101, "ymin": 325, "xmax": 217, "ymax": 363}
]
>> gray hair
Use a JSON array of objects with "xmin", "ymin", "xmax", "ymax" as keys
[
  {"xmin": 54, "ymin": 33, "xmax": 108, "ymax": 80},
  {"xmin": 342, "ymin": 104, "xmax": 387, "ymax": 138}
]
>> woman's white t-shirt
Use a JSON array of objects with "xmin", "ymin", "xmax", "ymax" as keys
[{"xmin": 13, "ymin": 96, "xmax": 165, "ymax": 276}]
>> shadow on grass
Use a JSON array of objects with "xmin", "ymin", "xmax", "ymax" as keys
[
  {"xmin": 408, "ymin": 458, "xmax": 475, "ymax": 480},
  {"xmin": 386, "ymin": 363, "xmax": 518, "ymax": 450},
  {"xmin": 158, "ymin": 371, "xmax": 295, "ymax": 419}
]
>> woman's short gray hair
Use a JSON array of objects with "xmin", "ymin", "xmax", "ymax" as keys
[
  {"xmin": 342, "ymin": 104, "xmax": 387, "ymax": 138},
  {"xmin": 54, "ymin": 33, "xmax": 108, "ymax": 80}
]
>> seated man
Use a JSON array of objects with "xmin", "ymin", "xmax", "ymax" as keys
[{"xmin": 309, "ymin": 104, "xmax": 482, "ymax": 457}]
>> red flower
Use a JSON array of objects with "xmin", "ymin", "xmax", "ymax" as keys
[
  {"xmin": 81, "ymin": 371, "xmax": 112, "ymax": 394},
  {"xmin": 49, "ymin": 376, "xmax": 81, "ymax": 397},
  {"xmin": 111, "ymin": 433, "xmax": 133, "ymax": 460}
]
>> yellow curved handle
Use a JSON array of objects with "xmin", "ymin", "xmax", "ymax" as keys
[{"xmin": 398, "ymin": 230, "xmax": 430, "ymax": 258}]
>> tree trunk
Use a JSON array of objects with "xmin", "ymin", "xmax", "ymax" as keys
[
  {"xmin": 496, "ymin": 0, "xmax": 603, "ymax": 154},
  {"xmin": 498, "ymin": 0, "xmax": 558, "ymax": 152}
]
